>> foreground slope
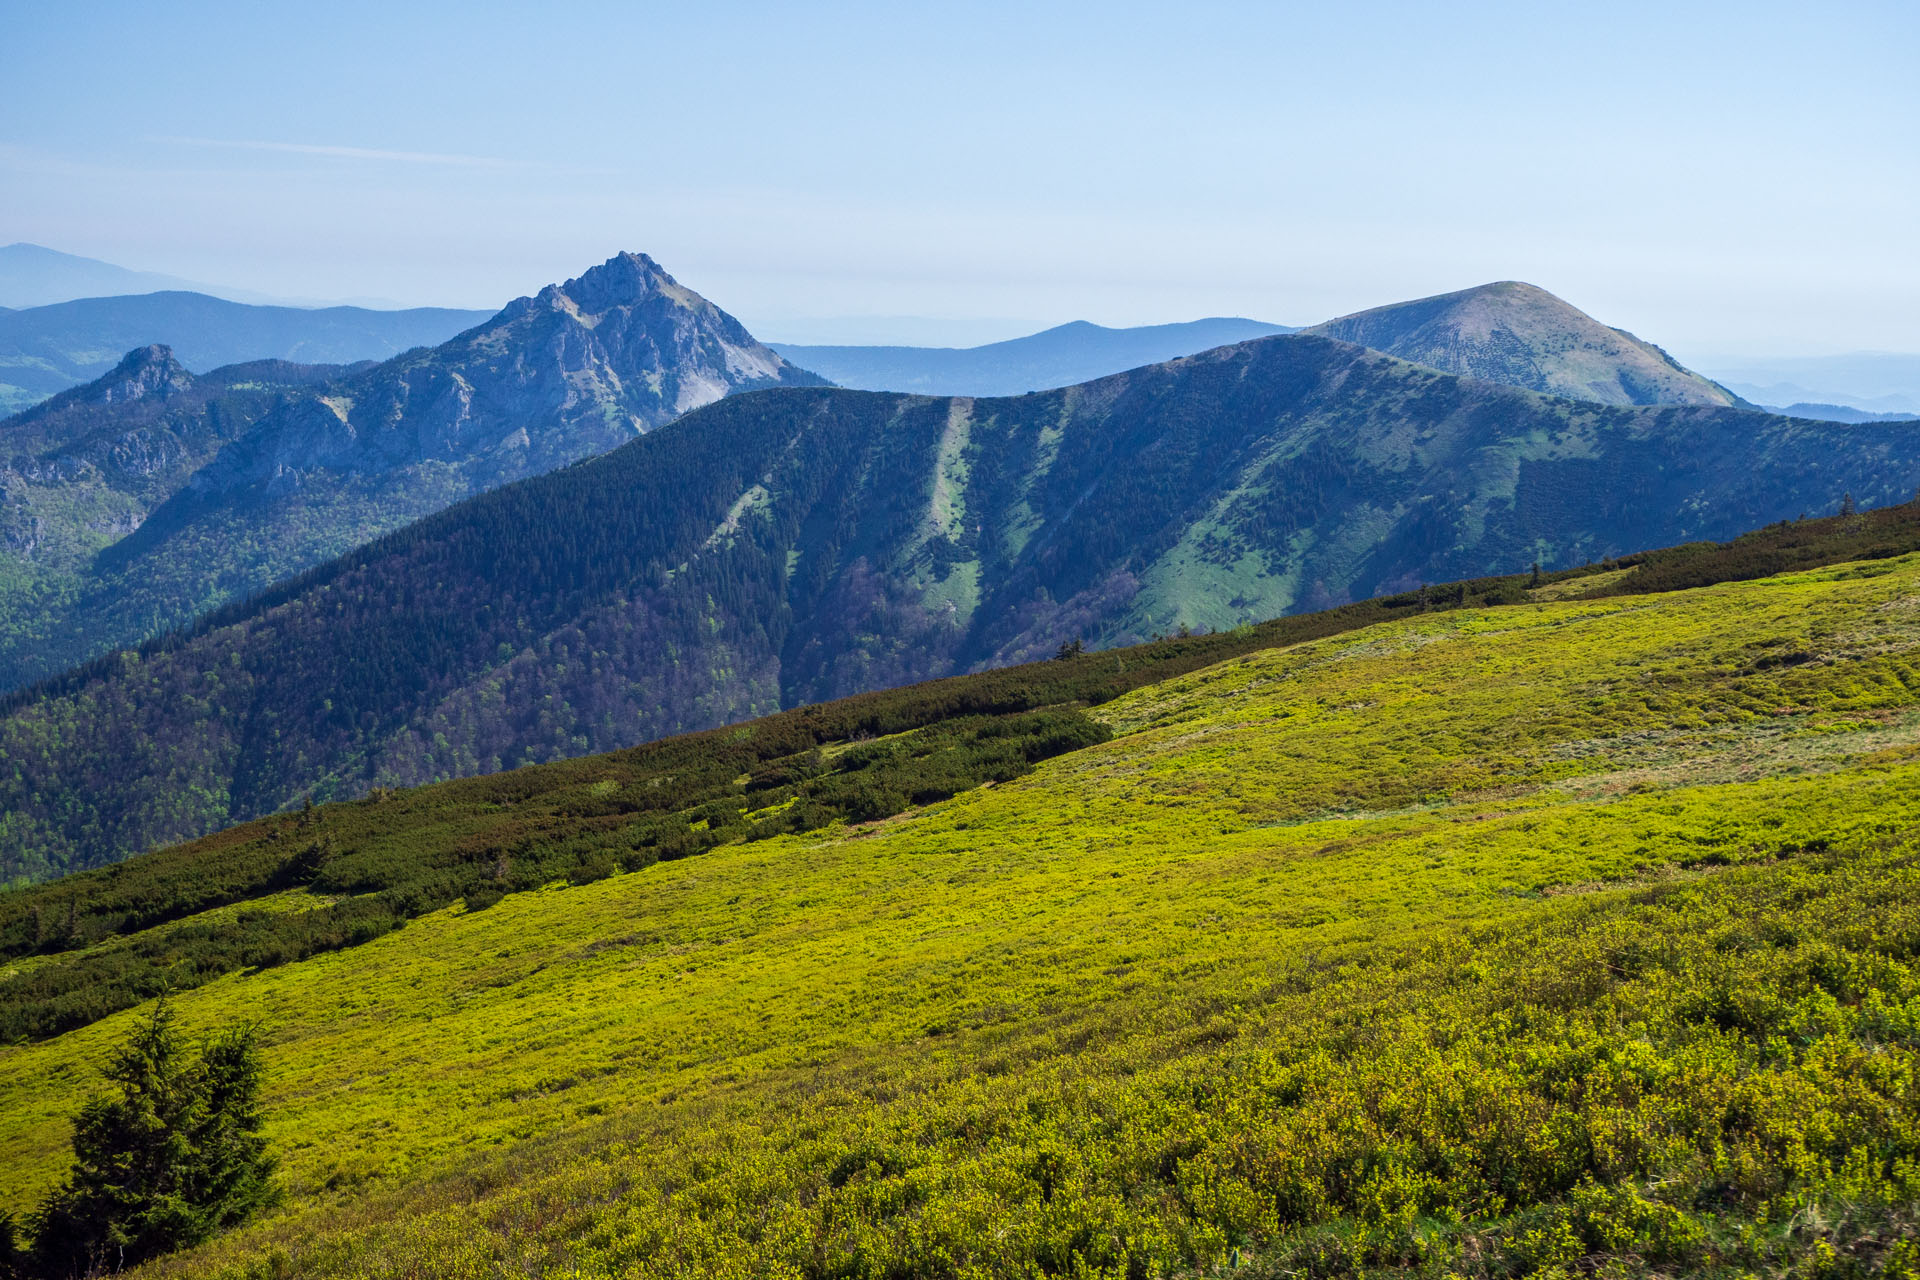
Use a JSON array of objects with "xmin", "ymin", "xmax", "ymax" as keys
[
  {"xmin": 1306, "ymin": 281, "xmax": 1742, "ymax": 407},
  {"xmin": 0, "ymin": 290, "xmax": 491, "ymax": 413},
  {"xmin": 5, "ymin": 333, "xmax": 1917, "ymax": 883},
  {"xmin": 1, "ymin": 543, "xmax": 1917, "ymax": 1277},
  {"xmin": 0, "ymin": 251, "xmax": 823, "ymax": 690},
  {"xmin": 771, "ymin": 316, "xmax": 1294, "ymax": 395}
]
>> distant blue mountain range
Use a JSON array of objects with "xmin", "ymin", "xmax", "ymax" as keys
[
  {"xmin": 0, "ymin": 291, "xmax": 493, "ymax": 413},
  {"xmin": 1758, "ymin": 402, "xmax": 1919, "ymax": 424},
  {"xmin": 0, "ymin": 242, "xmax": 282, "ymax": 308},
  {"xmin": 773, "ymin": 317, "xmax": 1295, "ymax": 397}
]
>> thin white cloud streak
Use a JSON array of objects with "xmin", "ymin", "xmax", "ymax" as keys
[{"xmin": 157, "ymin": 136, "xmax": 513, "ymax": 168}]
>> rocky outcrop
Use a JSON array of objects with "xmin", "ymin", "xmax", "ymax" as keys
[{"xmin": 182, "ymin": 252, "xmax": 824, "ymax": 498}]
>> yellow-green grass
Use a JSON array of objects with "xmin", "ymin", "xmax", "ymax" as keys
[{"xmin": 5, "ymin": 556, "xmax": 1920, "ymax": 1275}]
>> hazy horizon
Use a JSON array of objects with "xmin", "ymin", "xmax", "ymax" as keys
[{"xmin": 4, "ymin": 1, "xmax": 1915, "ymax": 356}]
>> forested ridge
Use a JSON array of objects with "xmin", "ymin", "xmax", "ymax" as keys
[{"xmin": 4, "ymin": 334, "xmax": 1917, "ymax": 883}]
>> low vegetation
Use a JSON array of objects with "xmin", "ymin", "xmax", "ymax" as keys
[{"xmin": 0, "ymin": 533, "xmax": 1918, "ymax": 1273}]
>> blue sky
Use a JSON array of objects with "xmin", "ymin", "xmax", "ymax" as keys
[{"xmin": 3, "ymin": 0, "xmax": 1915, "ymax": 353}]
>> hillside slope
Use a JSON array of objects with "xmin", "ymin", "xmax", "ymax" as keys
[
  {"xmin": 0, "ymin": 291, "xmax": 492, "ymax": 413},
  {"xmin": 1, "ymin": 543, "xmax": 1916, "ymax": 1277},
  {"xmin": 772, "ymin": 316, "xmax": 1294, "ymax": 395},
  {"xmin": 1306, "ymin": 281, "xmax": 1742, "ymax": 406},
  {"xmin": 0, "ymin": 252, "xmax": 823, "ymax": 690},
  {"xmin": 0, "ymin": 346, "xmax": 354, "ymax": 570},
  {"xmin": 0, "ymin": 348, "xmax": 356, "ymax": 666},
  {"xmin": 5, "ymin": 335, "xmax": 1916, "ymax": 882}
]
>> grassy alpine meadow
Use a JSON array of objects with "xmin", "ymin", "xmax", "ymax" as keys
[{"xmin": 6, "ymin": 554, "xmax": 1920, "ymax": 1276}]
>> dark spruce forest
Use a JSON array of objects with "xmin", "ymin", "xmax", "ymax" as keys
[{"xmin": 3, "ymin": 500, "xmax": 1914, "ymax": 1043}]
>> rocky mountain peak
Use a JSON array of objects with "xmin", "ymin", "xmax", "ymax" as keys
[
  {"xmin": 565, "ymin": 251, "xmax": 675, "ymax": 310},
  {"xmin": 99, "ymin": 344, "xmax": 195, "ymax": 401}
]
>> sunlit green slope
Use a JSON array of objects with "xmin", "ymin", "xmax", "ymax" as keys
[{"xmin": 4, "ymin": 553, "xmax": 1920, "ymax": 1276}]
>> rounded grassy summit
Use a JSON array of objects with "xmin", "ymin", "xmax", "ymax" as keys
[{"xmin": 1306, "ymin": 279, "xmax": 1743, "ymax": 407}]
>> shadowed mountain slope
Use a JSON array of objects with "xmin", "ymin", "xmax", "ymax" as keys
[
  {"xmin": 0, "ymin": 252, "xmax": 823, "ymax": 690},
  {"xmin": 772, "ymin": 316, "xmax": 1294, "ymax": 396},
  {"xmin": 1306, "ymin": 280, "xmax": 1741, "ymax": 407},
  {"xmin": 2, "ymin": 332, "xmax": 1914, "ymax": 881}
]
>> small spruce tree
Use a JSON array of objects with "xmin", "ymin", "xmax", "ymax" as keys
[
  {"xmin": 26, "ymin": 1001, "xmax": 274, "ymax": 1275},
  {"xmin": 281, "ymin": 836, "xmax": 334, "ymax": 885}
]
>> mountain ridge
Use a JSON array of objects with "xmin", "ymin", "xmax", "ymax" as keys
[
  {"xmin": 772, "ymin": 316, "xmax": 1294, "ymax": 395},
  {"xmin": 0, "ymin": 242, "xmax": 238, "ymax": 309},
  {"xmin": 4, "ymin": 330, "xmax": 1915, "ymax": 882},
  {"xmin": 0, "ymin": 290, "xmax": 492, "ymax": 414}
]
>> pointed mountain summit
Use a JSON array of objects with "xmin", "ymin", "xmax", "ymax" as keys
[
  {"xmin": 184, "ymin": 251, "xmax": 822, "ymax": 496},
  {"xmin": 1305, "ymin": 281, "xmax": 1741, "ymax": 408},
  {"xmin": 1, "ymin": 345, "xmax": 199, "ymax": 459},
  {"xmin": 0, "ymin": 351, "xmax": 351, "ymax": 589},
  {"xmin": 69, "ymin": 344, "xmax": 197, "ymax": 406},
  {"xmin": 0, "ymin": 253, "xmax": 826, "ymax": 689}
]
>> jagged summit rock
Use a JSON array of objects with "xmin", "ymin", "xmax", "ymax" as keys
[
  {"xmin": 1305, "ymin": 281, "xmax": 1742, "ymax": 407},
  {"xmin": 536, "ymin": 250, "xmax": 678, "ymax": 313},
  {"xmin": 95, "ymin": 344, "xmax": 195, "ymax": 400},
  {"xmin": 174, "ymin": 252, "xmax": 821, "ymax": 500}
]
